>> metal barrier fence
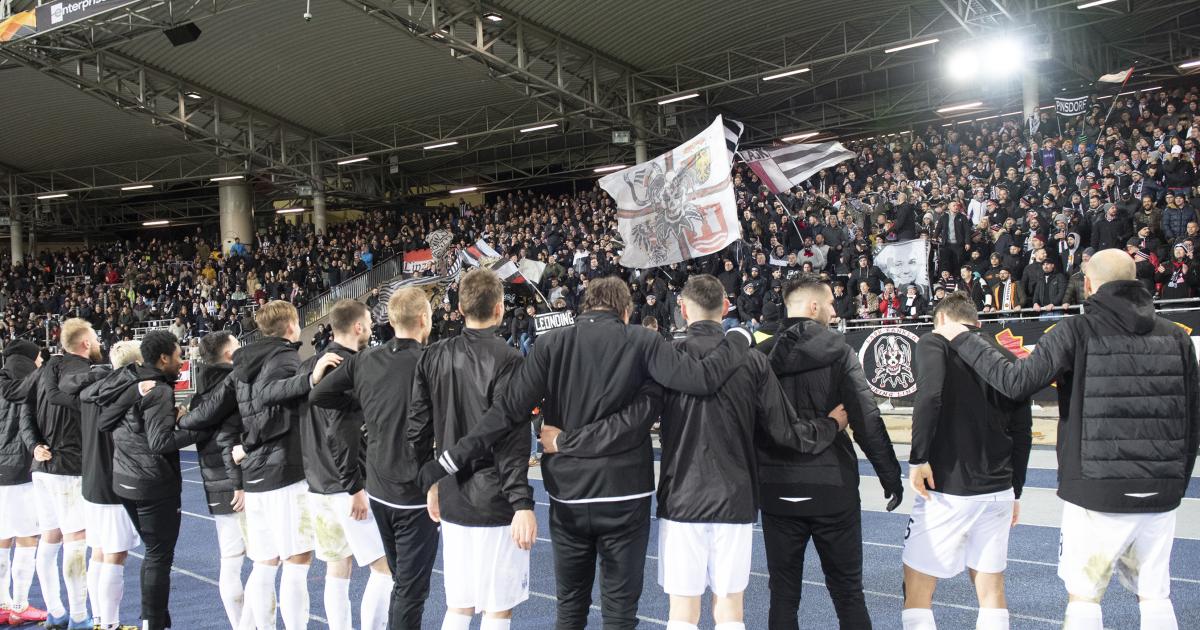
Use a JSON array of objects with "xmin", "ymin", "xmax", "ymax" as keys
[
  {"xmin": 836, "ymin": 297, "xmax": 1200, "ymax": 333},
  {"xmin": 238, "ymin": 255, "xmax": 404, "ymax": 345}
]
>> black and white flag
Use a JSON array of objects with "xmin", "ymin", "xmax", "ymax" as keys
[
  {"xmin": 741, "ymin": 142, "xmax": 855, "ymax": 194},
  {"xmin": 1055, "ymin": 96, "xmax": 1088, "ymax": 117},
  {"xmin": 723, "ymin": 118, "xmax": 744, "ymax": 158}
]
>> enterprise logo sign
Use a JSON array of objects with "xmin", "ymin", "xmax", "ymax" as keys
[{"xmin": 39, "ymin": 0, "xmax": 138, "ymax": 30}]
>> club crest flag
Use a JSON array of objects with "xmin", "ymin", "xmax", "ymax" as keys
[{"xmin": 599, "ymin": 117, "xmax": 739, "ymax": 269}]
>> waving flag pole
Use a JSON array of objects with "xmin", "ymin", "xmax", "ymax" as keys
[{"xmin": 1099, "ymin": 63, "xmax": 1135, "ymax": 127}]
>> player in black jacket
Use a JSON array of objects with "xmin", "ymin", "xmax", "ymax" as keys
[
  {"xmin": 757, "ymin": 280, "xmax": 903, "ymax": 630},
  {"xmin": 421, "ymin": 276, "xmax": 753, "ymax": 630},
  {"xmin": 29, "ymin": 319, "xmax": 102, "ymax": 630},
  {"xmin": 408, "ymin": 269, "xmax": 533, "ymax": 630},
  {"xmin": 935, "ymin": 250, "xmax": 1200, "ymax": 630},
  {"xmin": 309, "ymin": 287, "xmax": 439, "ymax": 629},
  {"xmin": 61, "ymin": 340, "xmax": 145, "ymax": 630},
  {"xmin": 90, "ymin": 331, "xmax": 204, "ymax": 630},
  {"xmin": 653, "ymin": 275, "xmax": 848, "ymax": 630},
  {"xmin": 230, "ymin": 301, "xmax": 341, "ymax": 630},
  {"xmin": 176, "ymin": 331, "xmax": 252, "ymax": 630},
  {"xmin": 0, "ymin": 341, "xmax": 47, "ymax": 624},
  {"xmin": 299, "ymin": 300, "xmax": 391, "ymax": 630},
  {"xmin": 902, "ymin": 292, "xmax": 1032, "ymax": 630}
]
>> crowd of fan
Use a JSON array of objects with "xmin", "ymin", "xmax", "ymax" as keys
[
  {"xmin": 411, "ymin": 81, "xmax": 1200, "ymax": 340},
  {"xmin": 5, "ymin": 82, "xmax": 1200, "ymax": 353},
  {"xmin": 0, "ymin": 210, "xmax": 422, "ymax": 352}
]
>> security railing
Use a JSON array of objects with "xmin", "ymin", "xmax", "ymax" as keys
[
  {"xmin": 836, "ymin": 297, "xmax": 1200, "ymax": 332},
  {"xmin": 238, "ymin": 255, "xmax": 404, "ymax": 345}
]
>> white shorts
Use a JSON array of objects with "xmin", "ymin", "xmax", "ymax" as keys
[
  {"xmin": 902, "ymin": 491, "xmax": 1014, "ymax": 579},
  {"xmin": 657, "ymin": 520, "xmax": 753, "ymax": 597},
  {"xmin": 244, "ymin": 481, "xmax": 314, "ymax": 562},
  {"xmin": 308, "ymin": 492, "xmax": 385, "ymax": 566},
  {"xmin": 440, "ymin": 520, "xmax": 530, "ymax": 613},
  {"xmin": 32, "ymin": 473, "xmax": 86, "ymax": 535},
  {"xmin": 214, "ymin": 512, "xmax": 248, "ymax": 558},
  {"xmin": 0, "ymin": 483, "xmax": 40, "ymax": 539},
  {"xmin": 84, "ymin": 501, "xmax": 141, "ymax": 554},
  {"xmin": 1058, "ymin": 502, "xmax": 1176, "ymax": 600}
]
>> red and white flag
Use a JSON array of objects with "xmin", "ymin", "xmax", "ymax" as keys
[
  {"xmin": 1098, "ymin": 67, "xmax": 1134, "ymax": 83},
  {"xmin": 402, "ymin": 249, "xmax": 434, "ymax": 274}
]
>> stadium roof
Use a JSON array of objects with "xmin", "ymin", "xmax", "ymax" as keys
[{"xmin": 0, "ymin": 0, "xmax": 1198, "ymax": 234}]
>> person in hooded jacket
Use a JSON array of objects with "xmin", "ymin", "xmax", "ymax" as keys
[
  {"xmin": 297, "ymin": 300, "xmax": 391, "ymax": 630},
  {"xmin": 89, "ymin": 331, "xmax": 204, "ymax": 630},
  {"xmin": 60, "ymin": 341, "xmax": 144, "ymax": 630},
  {"xmin": 228, "ymin": 301, "xmax": 341, "ymax": 630},
  {"xmin": 28, "ymin": 318, "xmax": 103, "ymax": 630},
  {"xmin": 651, "ymin": 275, "xmax": 848, "ymax": 630},
  {"xmin": 1155, "ymin": 243, "xmax": 1199, "ymax": 300},
  {"xmin": 175, "ymin": 331, "xmax": 252, "ymax": 630},
  {"xmin": 934, "ymin": 249, "xmax": 1200, "ymax": 630},
  {"xmin": 757, "ymin": 280, "xmax": 904, "ymax": 630},
  {"xmin": 0, "ymin": 341, "xmax": 47, "ymax": 624}
]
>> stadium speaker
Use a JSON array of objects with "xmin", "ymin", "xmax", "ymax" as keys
[{"xmin": 163, "ymin": 22, "xmax": 202, "ymax": 47}]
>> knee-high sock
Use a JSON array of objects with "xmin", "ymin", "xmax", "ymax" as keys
[
  {"xmin": 10, "ymin": 547, "xmax": 35, "ymax": 611},
  {"xmin": 61, "ymin": 540, "xmax": 88, "ymax": 622},
  {"xmin": 361, "ymin": 571, "xmax": 391, "ymax": 630},
  {"xmin": 441, "ymin": 612, "xmax": 472, "ymax": 630},
  {"xmin": 0, "ymin": 546, "xmax": 12, "ymax": 608},
  {"xmin": 278, "ymin": 563, "xmax": 310, "ymax": 630},
  {"xmin": 976, "ymin": 608, "xmax": 1009, "ymax": 630},
  {"xmin": 664, "ymin": 623, "xmax": 698, "ymax": 630},
  {"xmin": 1140, "ymin": 600, "xmax": 1178, "ymax": 630},
  {"xmin": 1063, "ymin": 602, "xmax": 1103, "ymax": 630},
  {"xmin": 714, "ymin": 624, "xmax": 746, "ymax": 630},
  {"xmin": 86, "ymin": 557, "xmax": 100, "ymax": 622},
  {"xmin": 218, "ymin": 556, "xmax": 246, "ymax": 629},
  {"xmin": 480, "ymin": 618, "xmax": 511, "ymax": 630},
  {"xmin": 245, "ymin": 563, "xmax": 278, "ymax": 630},
  {"xmin": 322, "ymin": 576, "xmax": 350, "ymax": 630},
  {"xmin": 97, "ymin": 563, "xmax": 124, "ymax": 627},
  {"xmin": 902, "ymin": 608, "xmax": 937, "ymax": 630},
  {"xmin": 35, "ymin": 540, "xmax": 65, "ymax": 618}
]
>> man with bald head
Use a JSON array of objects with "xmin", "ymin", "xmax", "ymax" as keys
[{"xmin": 934, "ymin": 249, "xmax": 1200, "ymax": 630}]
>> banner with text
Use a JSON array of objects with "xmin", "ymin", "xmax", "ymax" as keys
[{"xmin": 534, "ymin": 311, "xmax": 576, "ymax": 335}]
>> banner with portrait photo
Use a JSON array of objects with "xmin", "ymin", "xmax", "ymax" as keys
[{"xmin": 874, "ymin": 239, "xmax": 930, "ymax": 297}]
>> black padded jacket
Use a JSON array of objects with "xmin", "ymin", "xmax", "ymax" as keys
[
  {"xmin": 60, "ymin": 365, "xmax": 121, "ymax": 504},
  {"xmin": 951, "ymin": 280, "xmax": 1200, "ymax": 513},
  {"xmin": 298, "ymin": 342, "xmax": 365, "ymax": 496},
  {"xmin": 0, "ymin": 356, "xmax": 40, "ymax": 486},
  {"xmin": 231, "ymin": 337, "xmax": 312, "ymax": 494},
  {"xmin": 29, "ymin": 353, "xmax": 92, "ymax": 476},
  {"xmin": 177, "ymin": 363, "xmax": 244, "ymax": 515}
]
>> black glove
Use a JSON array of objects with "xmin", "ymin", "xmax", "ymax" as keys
[{"xmin": 884, "ymin": 484, "xmax": 903, "ymax": 512}]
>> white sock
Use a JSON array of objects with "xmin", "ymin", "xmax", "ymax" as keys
[
  {"xmin": 0, "ymin": 546, "xmax": 11, "ymax": 608},
  {"xmin": 61, "ymin": 540, "xmax": 88, "ymax": 622},
  {"xmin": 361, "ymin": 570, "xmax": 392, "ymax": 630},
  {"xmin": 278, "ymin": 563, "xmax": 310, "ymax": 630},
  {"xmin": 11, "ymin": 546, "xmax": 35, "ymax": 611},
  {"xmin": 480, "ymin": 618, "xmax": 511, "ymax": 630},
  {"xmin": 98, "ymin": 563, "xmax": 124, "ymax": 628},
  {"xmin": 714, "ymin": 623, "xmax": 745, "ymax": 630},
  {"xmin": 245, "ymin": 563, "xmax": 278, "ymax": 630},
  {"xmin": 1140, "ymin": 599, "xmax": 1178, "ymax": 630},
  {"xmin": 1063, "ymin": 601, "xmax": 1103, "ymax": 630},
  {"xmin": 86, "ymin": 557, "xmax": 100, "ymax": 622},
  {"xmin": 441, "ymin": 611, "xmax": 472, "ymax": 630},
  {"xmin": 35, "ymin": 540, "xmax": 65, "ymax": 618},
  {"xmin": 665, "ymin": 622, "xmax": 698, "ymax": 630},
  {"xmin": 219, "ymin": 556, "xmax": 246, "ymax": 629},
  {"xmin": 976, "ymin": 608, "xmax": 1009, "ymax": 630},
  {"xmin": 323, "ymin": 576, "xmax": 351, "ymax": 630},
  {"xmin": 902, "ymin": 608, "xmax": 937, "ymax": 630}
]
